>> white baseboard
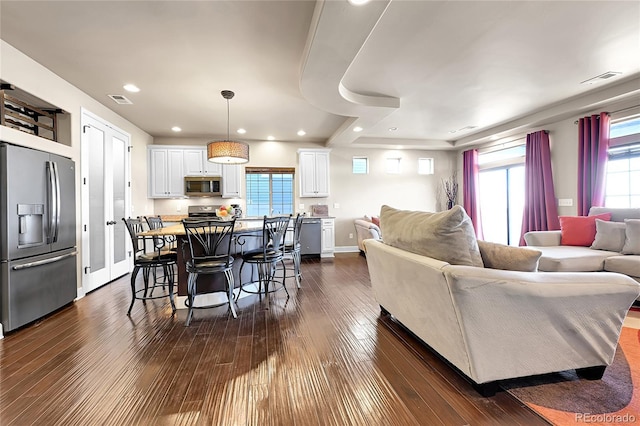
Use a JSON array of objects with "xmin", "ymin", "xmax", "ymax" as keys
[
  {"xmin": 334, "ymin": 246, "xmax": 360, "ymax": 253},
  {"xmin": 75, "ymin": 287, "xmax": 86, "ymax": 301},
  {"xmin": 0, "ymin": 323, "xmax": 3, "ymax": 339}
]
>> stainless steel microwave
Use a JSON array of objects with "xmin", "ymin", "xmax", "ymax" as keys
[{"xmin": 184, "ymin": 176, "xmax": 222, "ymax": 197}]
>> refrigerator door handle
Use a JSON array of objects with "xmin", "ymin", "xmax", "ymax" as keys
[
  {"xmin": 52, "ymin": 161, "xmax": 61, "ymax": 243},
  {"xmin": 46, "ymin": 161, "xmax": 56, "ymax": 244},
  {"xmin": 12, "ymin": 251, "xmax": 77, "ymax": 270}
]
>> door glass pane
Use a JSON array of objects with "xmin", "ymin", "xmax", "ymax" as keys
[
  {"xmin": 479, "ymin": 169, "xmax": 508, "ymax": 245},
  {"xmin": 507, "ymin": 166, "xmax": 525, "ymax": 246},
  {"xmin": 89, "ymin": 127, "xmax": 106, "ymax": 272},
  {"xmin": 112, "ymin": 135, "xmax": 127, "ymax": 263}
]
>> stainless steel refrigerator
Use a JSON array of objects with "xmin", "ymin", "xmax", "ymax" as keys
[{"xmin": 1, "ymin": 142, "xmax": 77, "ymax": 332}]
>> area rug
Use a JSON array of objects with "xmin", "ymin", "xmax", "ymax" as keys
[{"xmin": 503, "ymin": 326, "xmax": 640, "ymax": 425}]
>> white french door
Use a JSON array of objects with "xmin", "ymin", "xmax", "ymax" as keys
[{"xmin": 81, "ymin": 109, "xmax": 131, "ymax": 293}]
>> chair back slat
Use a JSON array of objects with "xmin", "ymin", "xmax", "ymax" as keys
[
  {"xmin": 262, "ymin": 215, "xmax": 291, "ymax": 254},
  {"xmin": 182, "ymin": 218, "xmax": 236, "ymax": 265},
  {"xmin": 123, "ymin": 217, "xmax": 146, "ymax": 255},
  {"xmin": 144, "ymin": 215, "xmax": 167, "ymax": 250},
  {"xmin": 292, "ymin": 213, "xmax": 305, "ymax": 246}
]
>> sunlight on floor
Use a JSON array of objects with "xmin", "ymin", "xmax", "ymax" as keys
[{"xmin": 624, "ymin": 308, "xmax": 640, "ymax": 329}]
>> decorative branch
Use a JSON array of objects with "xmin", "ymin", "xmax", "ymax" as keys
[{"xmin": 442, "ymin": 172, "xmax": 458, "ymax": 209}]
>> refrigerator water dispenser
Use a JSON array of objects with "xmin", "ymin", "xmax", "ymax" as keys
[{"xmin": 17, "ymin": 204, "xmax": 45, "ymax": 248}]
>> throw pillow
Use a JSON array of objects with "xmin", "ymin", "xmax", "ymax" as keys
[
  {"xmin": 590, "ymin": 219, "xmax": 626, "ymax": 252},
  {"xmin": 371, "ymin": 216, "xmax": 380, "ymax": 227},
  {"xmin": 380, "ymin": 205, "xmax": 484, "ymax": 267},
  {"xmin": 559, "ymin": 213, "xmax": 612, "ymax": 246},
  {"xmin": 621, "ymin": 219, "xmax": 640, "ymax": 255},
  {"xmin": 477, "ymin": 240, "xmax": 542, "ymax": 272}
]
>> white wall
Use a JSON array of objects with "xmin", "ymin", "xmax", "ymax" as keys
[
  {"xmin": 0, "ymin": 40, "xmax": 153, "ymax": 291},
  {"xmin": 151, "ymin": 137, "xmax": 457, "ymax": 248}
]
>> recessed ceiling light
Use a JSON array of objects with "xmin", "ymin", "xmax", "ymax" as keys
[
  {"xmin": 348, "ymin": 0, "xmax": 370, "ymax": 5},
  {"xmin": 123, "ymin": 84, "xmax": 140, "ymax": 93},
  {"xmin": 388, "ymin": 127, "xmax": 397, "ymax": 131},
  {"xmin": 353, "ymin": 126, "xmax": 363, "ymax": 132},
  {"xmin": 171, "ymin": 126, "xmax": 181, "ymax": 132},
  {"xmin": 237, "ymin": 128, "xmax": 246, "ymax": 134},
  {"xmin": 267, "ymin": 135, "xmax": 275, "ymax": 141},
  {"xmin": 297, "ymin": 130, "xmax": 306, "ymax": 136}
]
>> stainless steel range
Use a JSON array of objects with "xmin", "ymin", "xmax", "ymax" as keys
[
  {"xmin": 187, "ymin": 205, "xmax": 221, "ymax": 218},
  {"xmin": 188, "ymin": 205, "xmax": 243, "ymax": 218}
]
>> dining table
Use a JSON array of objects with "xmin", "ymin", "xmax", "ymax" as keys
[{"xmin": 138, "ymin": 219, "xmax": 264, "ymax": 298}]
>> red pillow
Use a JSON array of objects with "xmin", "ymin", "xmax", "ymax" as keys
[
  {"xmin": 371, "ymin": 216, "xmax": 380, "ymax": 227},
  {"xmin": 559, "ymin": 213, "xmax": 612, "ymax": 246}
]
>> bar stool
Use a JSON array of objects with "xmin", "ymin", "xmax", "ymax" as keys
[
  {"xmin": 282, "ymin": 213, "xmax": 304, "ymax": 288},
  {"xmin": 122, "ymin": 217, "xmax": 177, "ymax": 315},
  {"xmin": 238, "ymin": 215, "xmax": 291, "ymax": 298},
  {"xmin": 182, "ymin": 218, "xmax": 238, "ymax": 325}
]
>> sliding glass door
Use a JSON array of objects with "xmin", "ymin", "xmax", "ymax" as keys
[{"xmin": 479, "ymin": 165, "xmax": 525, "ymax": 246}]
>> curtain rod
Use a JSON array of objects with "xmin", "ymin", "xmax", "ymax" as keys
[{"xmin": 574, "ymin": 105, "xmax": 640, "ymax": 124}]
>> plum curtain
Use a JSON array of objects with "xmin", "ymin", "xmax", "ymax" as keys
[
  {"xmin": 463, "ymin": 149, "xmax": 483, "ymax": 239},
  {"xmin": 519, "ymin": 130, "xmax": 560, "ymax": 245},
  {"xmin": 578, "ymin": 112, "xmax": 610, "ymax": 215}
]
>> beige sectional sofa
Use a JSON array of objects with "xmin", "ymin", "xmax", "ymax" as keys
[
  {"xmin": 354, "ymin": 217, "xmax": 381, "ymax": 253},
  {"xmin": 365, "ymin": 205, "xmax": 640, "ymax": 396},
  {"xmin": 524, "ymin": 207, "xmax": 640, "ymax": 286}
]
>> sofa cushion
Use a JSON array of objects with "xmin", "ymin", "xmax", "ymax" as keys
[
  {"xmin": 559, "ymin": 213, "xmax": 611, "ymax": 246},
  {"xmin": 622, "ymin": 219, "xmax": 640, "ymax": 255},
  {"xmin": 477, "ymin": 241, "xmax": 542, "ymax": 272},
  {"xmin": 589, "ymin": 207, "xmax": 640, "ymax": 222},
  {"xmin": 604, "ymin": 255, "xmax": 640, "ymax": 278},
  {"xmin": 591, "ymin": 219, "xmax": 626, "ymax": 252},
  {"xmin": 380, "ymin": 205, "xmax": 484, "ymax": 267},
  {"xmin": 532, "ymin": 245, "xmax": 619, "ymax": 272}
]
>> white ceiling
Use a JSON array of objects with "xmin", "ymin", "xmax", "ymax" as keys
[{"xmin": 1, "ymin": 0, "xmax": 639, "ymax": 150}]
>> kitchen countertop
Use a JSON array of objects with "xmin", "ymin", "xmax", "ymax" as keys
[
  {"xmin": 160, "ymin": 215, "xmax": 334, "ymax": 222},
  {"xmin": 139, "ymin": 221, "xmax": 263, "ymax": 237}
]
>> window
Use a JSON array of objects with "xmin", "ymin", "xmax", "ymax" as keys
[
  {"xmin": 245, "ymin": 167, "xmax": 294, "ymax": 216},
  {"xmin": 606, "ymin": 117, "xmax": 640, "ymax": 208},
  {"xmin": 386, "ymin": 157, "xmax": 401, "ymax": 174},
  {"xmin": 352, "ymin": 157, "xmax": 368, "ymax": 174},
  {"xmin": 418, "ymin": 158, "xmax": 434, "ymax": 175},
  {"xmin": 478, "ymin": 143, "xmax": 526, "ymax": 246}
]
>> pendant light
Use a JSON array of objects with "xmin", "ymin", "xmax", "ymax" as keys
[{"xmin": 207, "ymin": 90, "xmax": 249, "ymax": 164}]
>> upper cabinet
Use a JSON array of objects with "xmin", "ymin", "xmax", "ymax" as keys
[
  {"xmin": 183, "ymin": 148, "xmax": 222, "ymax": 176},
  {"xmin": 221, "ymin": 164, "xmax": 242, "ymax": 198},
  {"xmin": 298, "ymin": 149, "xmax": 330, "ymax": 197},
  {"xmin": 148, "ymin": 147, "xmax": 184, "ymax": 198}
]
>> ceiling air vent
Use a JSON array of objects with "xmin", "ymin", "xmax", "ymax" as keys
[
  {"xmin": 580, "ymin": 71, "xmax": 621, "ymax": 85},
  {"xmin": 108, "ymin": 94, "xmax": 133, "ymax": 105}
]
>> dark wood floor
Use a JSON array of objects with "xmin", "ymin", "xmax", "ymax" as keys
[{"xmin": 0, "ymin": 253, "xmax": 549, "ymax": 425}]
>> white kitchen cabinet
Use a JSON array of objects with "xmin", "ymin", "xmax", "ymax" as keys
[
  {"xmin": 148, "ymin": 147, "xmax": 184, "ymax": 198},
  {"xmin": 298, "ymin": 149, "xmax": 330, "ymax": 197},
  {"xmin": 321, "ymin": 218, "xmax": 335, "ymax": 258},
  {"xmin": 221, "ymin": 164, "xmax": 242, "ymax": 198},
  {"xmin": 203, "ymin": 157, "xmax": 222, "ymax": 176},
  {"xmin": 184, "ymin": 148, "xmax": 222, "ymax": 176},
  {"xmin": 183, "ymin": 149, "xmax": 205, "ymax": 175}
]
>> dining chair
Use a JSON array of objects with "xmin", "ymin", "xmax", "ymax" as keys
[
  {"xmin": 181, "ymin": 217, "xmax": 238, "ymax": 325},
  {"xmin": 122, "ymin": 217, "xmax": 177, "ymax": 316},
  {"xmin": 238, "ymin": 215, "xmax": 291, "ymax": 298},
  {"xmin": 282, "ymin": 213, "xmax": 304, "ymax": 288}
]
